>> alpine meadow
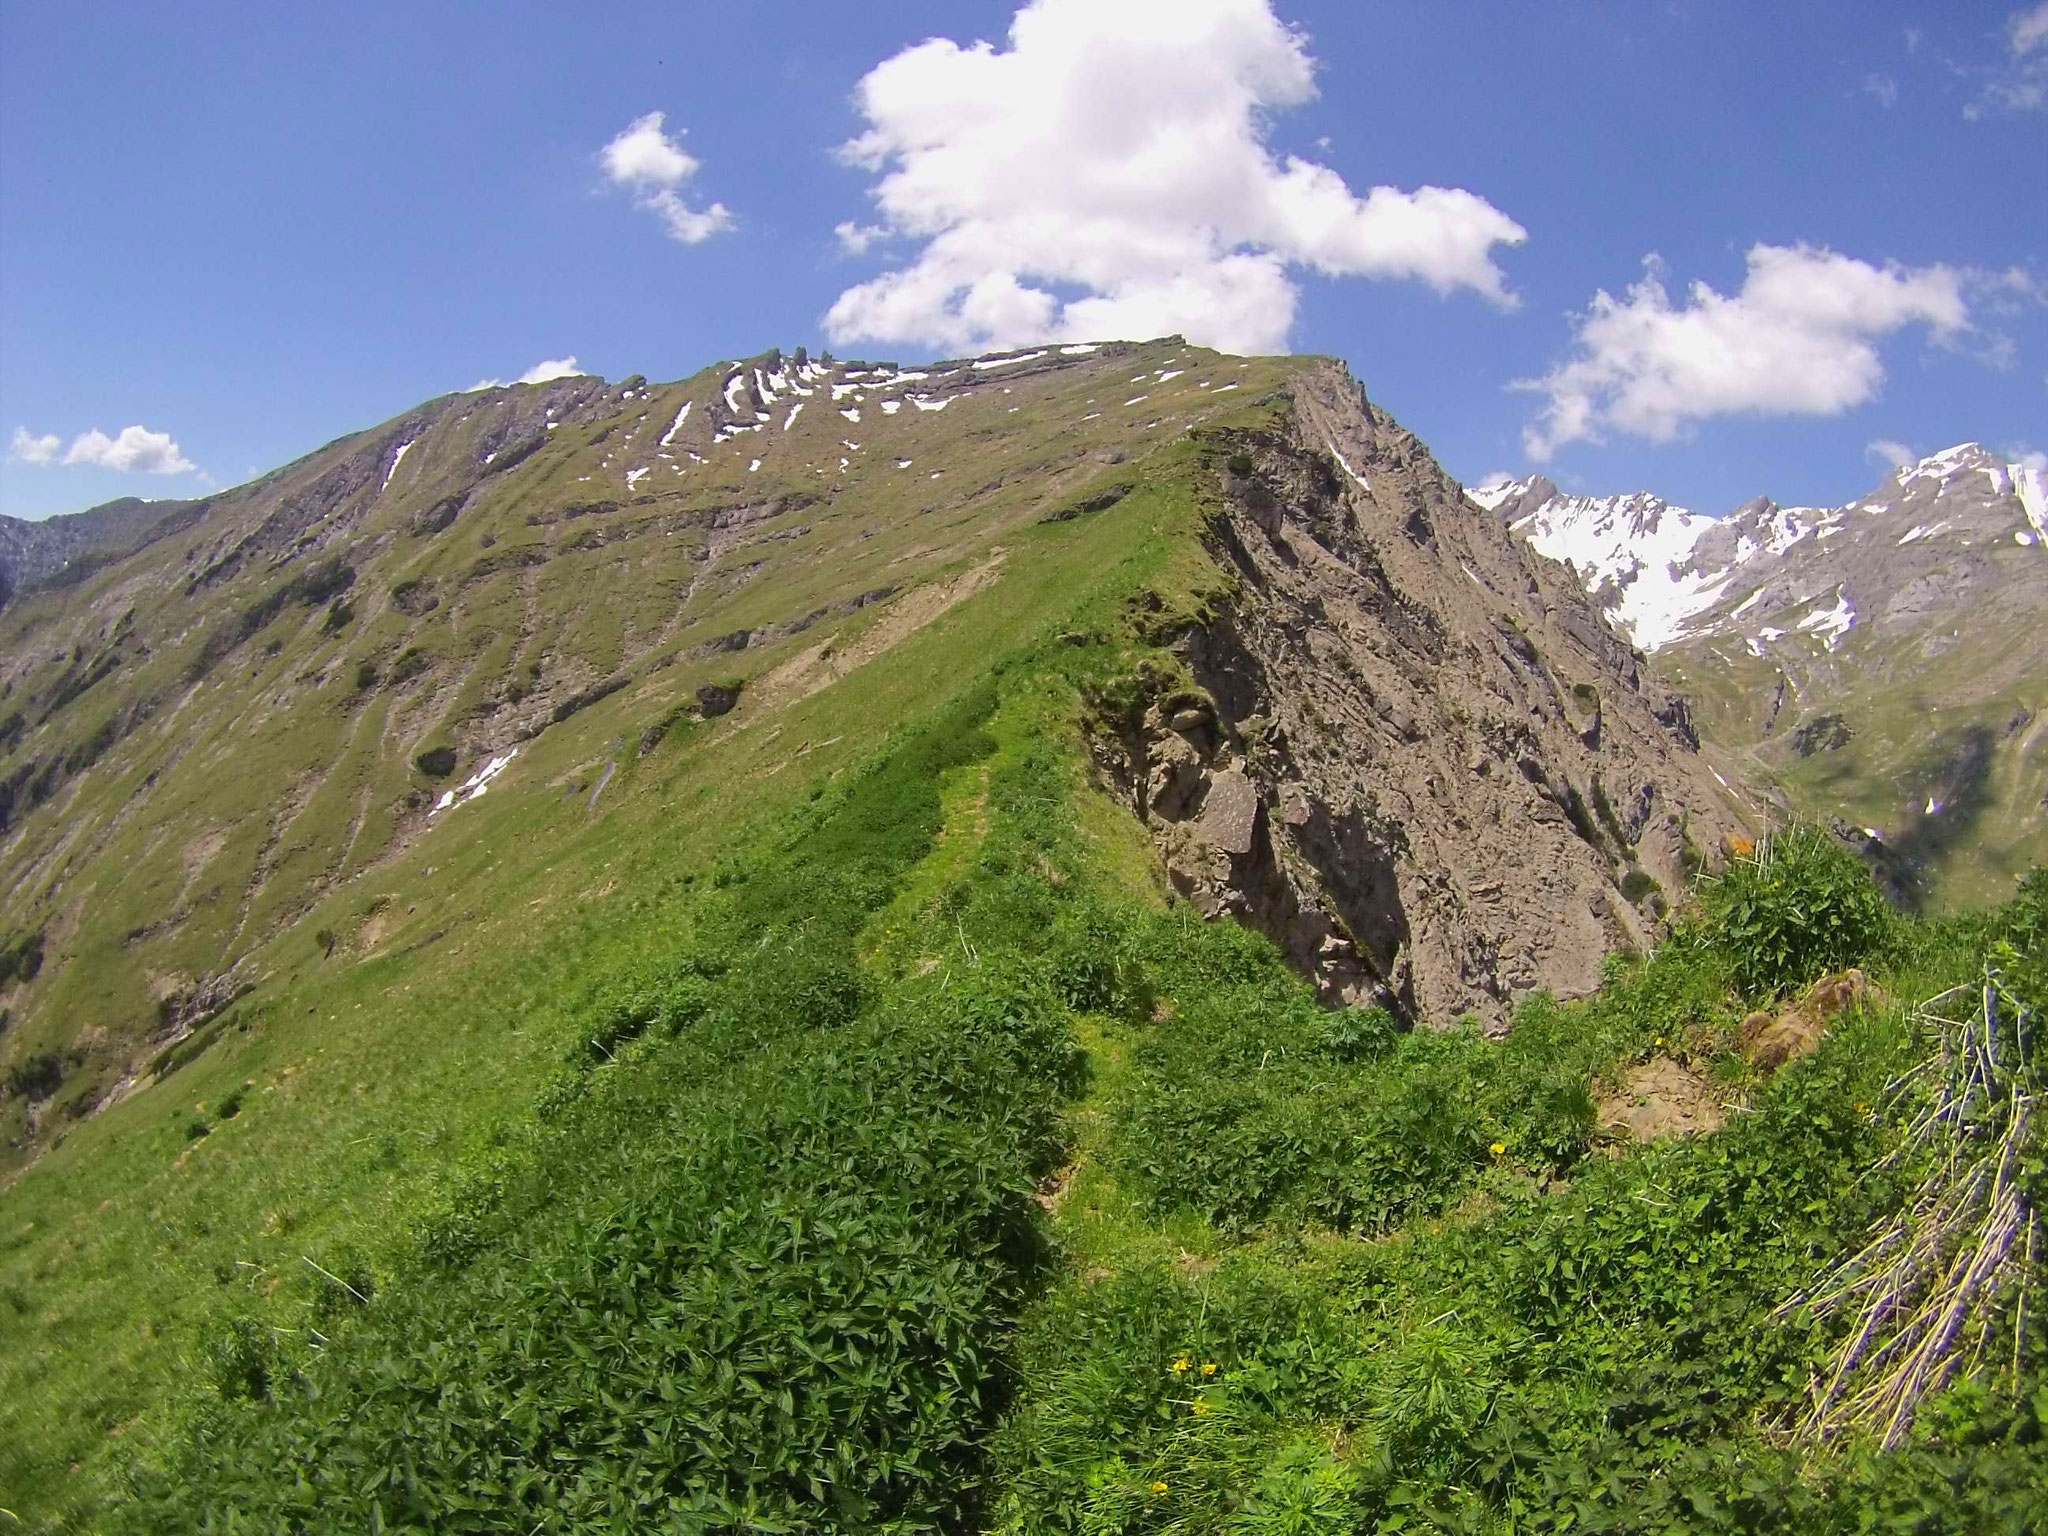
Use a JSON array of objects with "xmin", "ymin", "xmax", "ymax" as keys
[{"xmin": 3, "ymin": 2, "xmax": 2046, "ymax": 1532}]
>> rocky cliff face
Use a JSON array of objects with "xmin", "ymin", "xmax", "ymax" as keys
[{"xmin": 1093, "ymin": 362, "xmax": 1744, "ymax": 1028}]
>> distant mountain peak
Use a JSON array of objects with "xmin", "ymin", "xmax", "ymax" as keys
[{"xmin": 1476, "ymin": 441, "xmax": 2044, "ymax": 654}]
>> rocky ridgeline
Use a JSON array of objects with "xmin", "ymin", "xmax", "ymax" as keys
[{"xmin": 1093, "ymin": 361, "xmax": 1741, "ymax": 1029}]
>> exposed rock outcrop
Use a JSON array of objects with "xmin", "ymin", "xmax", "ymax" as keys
[{"xmin": 1094, "ymin": 361, "xmax": 1745, "ymax": 1028}]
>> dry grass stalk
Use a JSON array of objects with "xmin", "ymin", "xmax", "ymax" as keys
[{"xmin": 1776, "ymin": 970, "xmax": 2038, "ymax": 1448}]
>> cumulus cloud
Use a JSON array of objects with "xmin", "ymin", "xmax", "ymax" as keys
[
  {"xmin": 834, "ymin": 220, "xmax": 889, "ymax": 255},
  {"xmin": 63, "ymin": 425, "xmax": 199, "ymax": 474},
  {"xmin": 823, "ymin": 0, "xmax": 1527, "ymax": 356},
  {"xmin": 9, "ymin": 423, "xmax": 197, "ymax": 474},
  {"xmin": 1518, "ymin": 244, "xmax": 1971, "ymax": 459},
  {"xmin": 468, "ymin": 357, "xmax": 587, "ymax": 391},
  {"xmin": 1968, "ymin": 4, "xmax": 2048, "ymax": 115},
  {"xmin": 8, "ymin": 427, "xmax": 60, "ymax": 465},
  {"xmin": 1862, "ymin": 72, "xmax": 1899, "ymax": 107},
  {"xmin": 600, "ymin": 111, "xmax": 735, "ymax": 244},
  {"xmin": 1866, "ymin": 437, "xmax": 1916, "ymax": 469}
]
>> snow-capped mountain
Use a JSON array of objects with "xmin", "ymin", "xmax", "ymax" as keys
[
  {"xmin": 1475, "ymin": 443, "xmax": 2048, "ymax": 911},
  {"xmin": 1472, "ymin": 444, "xmax": 2046, "ymax": 655}
]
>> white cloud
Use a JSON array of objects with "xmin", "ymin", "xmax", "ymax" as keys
[
  {"xmin": 1866, "ymin": 437, "xmax": 1915, "ymax": 468},
  {"xmin": 1518, "ymin": 244, "xmax": 1970, "ymax": 459},
  {"xmin": 468, "ymin": 357, "xmax": 587, "ymax": 391},
  {"xmin": 1862, "ymin": 72, "xmax": 1899, "ymax": 107},
  {"xmin": 1968, "ymin": 4, "xmax": 2048, "ymax": 115},
  {"xmin": 2013, "ymin": 3, "xmax": 2048, "ymax": 55},
  {"xmin": 515, "ymin": 357, "xmax": 583, "ymax": 385},
  {"xmin": 8, "ymin": 427, "xmax": 60, "ymax": 465},
  {"xmin": 834, "ymin": 220, "xmax": 889, "ymax": 255},
  {"xmin": 600, "ymin": 111, "xmax": 735, "ymax": 245},
  {"xmin": 823, "ymin": 0, "xmax": 1526, "ymax": 356},
  {"xmin": 12, "ymin": 424, "xmax": 198, "ymax": 474}
]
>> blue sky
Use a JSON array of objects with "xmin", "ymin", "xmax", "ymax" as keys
[{"xmin": 2, "ymin": 0, "xmax": 2042, "ymax": 521}]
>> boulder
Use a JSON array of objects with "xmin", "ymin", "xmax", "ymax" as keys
[
  {"xmin": 1741, "ymin": 968, "xmax": 1881, "ymax": 1074},
  {"xmin": 696, "ymin": 683, "xmax": 741, "ymax": 718},
  {"xmin": 1196, "ymin": 768, "xmax": 1261, "ymax": 856}
]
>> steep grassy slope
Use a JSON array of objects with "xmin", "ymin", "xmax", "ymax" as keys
[
  {"xmin": 2, "ymin": 360, "xmax": 1302, "ymax": 1521},
  {"xmin": 0, "ymin": 341, "xmax": 1286, "ymax": 1171},
  {"xmin": 1661, "ymin": 614, "xmax": 2047, "ymax": 913},
  {"xmin": 90, "ymin": 575, "xmax": 2048, "ymax": 1532},
  {"xmin": 2, "ymin": 347, "xmax": 2036, "ymax": 1531}
]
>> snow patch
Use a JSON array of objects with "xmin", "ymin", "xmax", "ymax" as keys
[
  {"xmin": 972, "ymin": 350, "xmax": 1046, "ymax": 370},
  {"xmin": 1326, "ymin": 442, "xmax": 1370, "ymax": 492},
  {"xmin": 782, "ymin": 403, "xmax": 804, "ymax": 430},
  {"xmin": 382, "ymin": 438, "xmax": 415, "ymax": 490},
  {"xmin": 660, "ymin": 401, "xmax": 693, "ymax": 445},
  {"xmin": 625, "ymin": 467, "xmax": 647, "ymax": 488},
  {"xmin": 748, "ymin": 458, "xmax": 761, "ymax": 473},
  {"xmin": 431, "ymin": 750, "xmax": 518, "ymax": 816},
  {"xmin": 840, "ymin": 407, "xmax": 861, "ymax": 422},
  {"xmin": 1795, "ymin": 587, "xmax": 1855, "ymax": 650},
  {"xmin": 879, "ymin": 400, "xmax": 902, "ymax": 415},
  {"xmin": 1058, "ymin": 343, "xmax": 1098, "ymax": 355},
  {"xmin": 2015, "ymin": 458, "xmax": 2047, "ymax": 538}
]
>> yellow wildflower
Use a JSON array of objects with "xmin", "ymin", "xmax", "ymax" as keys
[
  {"xmin": 1149, "ymin": 1481, "xmax": 1169, "ymax": 1495},
  {"xmin": 1654, "ymin": 1036, "xmax": 1666, "ymax": 1048},
  {"xmin": 1192, "ymin": 1400, "xmax": 1210, "ymax": 1415},
  {"xmin": 1170, "ymin": 1356, "xmax": 1191, "ymax": 1373},
  {"xmin": 1201, "ymin": 1362, "xmax": 1218, "ymax": 1377},
  {"xmin": 1489, "ymin": 1141, "xmax": 1506, "ymax": 1157}
]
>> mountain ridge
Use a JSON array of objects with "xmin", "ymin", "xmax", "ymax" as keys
[{"xmin": 1, "ymin": 338, "xmax": 1741, "ymax": 1177}]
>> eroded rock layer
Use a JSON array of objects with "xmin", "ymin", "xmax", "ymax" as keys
[{"xmin": 1095, "ymin": 361, "xmax": 1745, "ymax": 1027}]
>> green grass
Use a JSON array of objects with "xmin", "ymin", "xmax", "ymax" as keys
[
  {"xmin": 4, "ymin": 354, "xmax": 2041, "ymax": 1530},
  {"xmin": 0, "ymin": 374, "xmax": 1275, "ymax": 1527}
]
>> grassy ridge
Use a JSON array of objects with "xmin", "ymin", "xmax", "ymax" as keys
[
  {"xmin": 7, "ymin": 413, "xmax": 2044, "ymax": 1530},
  {"xmin": 0, "ymin": 416, "xmax": 1258, "ymax": 1526},
  {"xmin": 115, "ymin": 685, "xmax": 1088, "ymax": 1530},
  {"xmin": 111, "ymin": 657, "xmax": 2048, "ymax": 1530}
]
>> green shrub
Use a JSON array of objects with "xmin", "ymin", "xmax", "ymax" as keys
[
  {"xmin": 200, "ymin": 1315, "xmax": 275, "ymax": 1402},
  {"xmin": 4, "ymin": 1047, "xmax": 64, "ymax": 1101},
  {"xmin": 0, "ymin": 926, "xmax": 45, "ymax": 987},
  {"xmin": 1703, "ymin": 825, "xmax": 1892, "ymax": 998}
]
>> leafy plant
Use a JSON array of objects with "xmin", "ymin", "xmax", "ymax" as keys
[{"xmin": 1703, "ymin": 824, "xmax": 1893, "ymax": 998}]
